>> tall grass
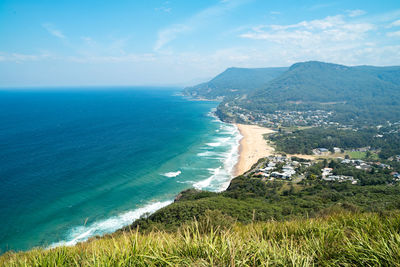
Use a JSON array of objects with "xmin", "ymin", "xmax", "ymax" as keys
[{"xmin": 2, "ymin": 211, "xmax": 400, "ymax": 266}]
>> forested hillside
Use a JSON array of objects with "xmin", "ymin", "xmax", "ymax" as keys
[
  {"xmin": 232, "ymin": 61, "xmax": 400, "ymax": 125},
  {"xmin": 183, "ymin": 67, "xmax": 287, "ymax": 99}
]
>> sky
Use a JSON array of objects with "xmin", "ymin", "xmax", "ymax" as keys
[{"xmin": 1, "ymin": 0, "xmax": 400, "ymax": 87}]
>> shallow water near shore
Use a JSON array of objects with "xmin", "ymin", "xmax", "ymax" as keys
[{"xmin": 0, "ymin": 88, "xmax": 240, "ymax": 252}]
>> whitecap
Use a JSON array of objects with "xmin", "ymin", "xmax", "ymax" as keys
[
  {"xmin": 49, "ymin": 200, "xmax": 173, "ymax": 248},
  {"xmin": 192, "ymin": 123, "xmax": 242, "ymax": 192},
  {"xmin": 197, "ymin": 151, "xmax": 225, "ymax": 157},
  {"xmin": 206, "ymin": 142, "xmax": 221, "ymax": 147},
  {"xmin": 162, "ymin": 171, "xmax": 182, "ymax": 178}
]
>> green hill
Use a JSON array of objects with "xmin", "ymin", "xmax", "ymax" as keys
[
  {"xmin": 182, "ymin": 67, "xmax": 287, "ymax": 99},
  {"xmin": 219, "ymin": 61, "xmax": 400, "ymax": 125},
  {"xmin": 247, "ymin": 61, "xmax": 400, "ymax": 104}
]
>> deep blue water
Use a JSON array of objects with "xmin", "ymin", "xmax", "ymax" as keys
[{"xmin": 0, "ymin": 88, "xmax": 240, "ymax": 252}]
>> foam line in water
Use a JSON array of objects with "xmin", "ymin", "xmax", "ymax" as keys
[
  {"xmin": 193, "ymin": 119, "xmax": 242, "ymax": 192},
  {"xmin": 197, "ymin": 151, "xmax": 226, "ymax": 157},
  {"xmin": 162, "ymin": 171, "xmax": 182, "ymax": 178},
  {"xmin": 206, "ymin": 142, "xmax": 221, "ymax": 147},
  {"xmin": 48, "ymin": 200, "xmax": 173, "ymax": 248}
]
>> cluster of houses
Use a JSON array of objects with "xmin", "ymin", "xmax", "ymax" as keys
[
  {"xmin": 392, "ymin": 172, "xmax": 400, "ymax": 181},
  {"xmin": 313, "ymin": 147, "xmax": 342, "ymax": 155},
  {"xmin": 249, "ymin": 153, "xmax": 400, "ymax": 184},
  {"xmin": 223, "ymin": 104, "xmax": 336, "ymax": 127},
  {"xmin": 341, "ymin": 158, "xmax": 393, "ymax": 171},
  {"xmin": 321, "ymin": 167, "xmax": 357, "ymax": 184},
  {"xmin": 389, "ymin": 155, "xmax": 400, "ymax": 162},
  {"xmin": 341, "ymin": 159, "xmax": 372, "ymax": 171},
  {"xmin": 350, "ymin": 146, "xmax": 371, "ymax": 152},
  {"xmin": 253, "ymin": 155, "xmax": 310, "ymax": 180},
  {"xmin": 252, "ymin": 110, "xmax": 336, "ymax": 128}
]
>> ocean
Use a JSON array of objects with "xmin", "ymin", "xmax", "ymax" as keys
[{"xmin": 0, "ymin": 88, "xmax": 241, "ymax": 253}]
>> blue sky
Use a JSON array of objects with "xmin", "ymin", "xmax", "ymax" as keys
[{"xmin": 1, "ymin": 0, "xmax": 400, "ymax": 87}]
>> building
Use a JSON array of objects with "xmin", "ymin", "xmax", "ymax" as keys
[
  {"xmin": 333, "ymin": 147, "xmax": 341, "ymax": 153},
  {"xmin": 321, "ymin": 167, "xmax": 333, "ymax": 177},
  {"xmin": 313, "ymin": 148, "xmax": 329, "ymax": 155},
  {"xmin": 322, "ymin": 175, "xmax": 356, "ymax": 184}
]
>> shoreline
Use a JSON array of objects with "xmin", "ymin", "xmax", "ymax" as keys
[
  {"xmin": 234, "ymin": 124, "xmax": 275, "ymax": 176},
  {"xmin": 47, "ymin": 113, "xmax": 239, "ymax": 250}
]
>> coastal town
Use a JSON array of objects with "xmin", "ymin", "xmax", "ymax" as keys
[
  {"xmin": 221, "ymin": 101, "xmax": 400, "ymax": 131},
  {"xmin": 223, "ymin": 102, "xmax": 337, "ymax": 128},
  {"xmin": 242, "ymin": 153, "xmax": 400, "ymax": 185}
]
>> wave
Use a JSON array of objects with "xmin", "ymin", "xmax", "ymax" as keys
[
  {"xmin": 193, "ymin": 122, "xmax": 242, "ymax": 192},
  {"xmin": 48, "ymin": 200, "xmax": 173, "ymax": 248},
  {"xmin": 49, "ymin": 109, "xmax": 240, "ymax": 250},
  {"xmin": 162, "ymin": 171, "xmax": 182, "ymax": 178},
  {"xmin": 197, "ymin": 151, "xmax": 225, "ymax": 157},
  {"xmin": 206, "ymin": 142, "xmax": 221, "ymax": 147}
]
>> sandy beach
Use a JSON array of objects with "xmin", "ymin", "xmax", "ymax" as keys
[{"xmin": 234, "ymin": 124, "xmax": 275, "ymax": 176}]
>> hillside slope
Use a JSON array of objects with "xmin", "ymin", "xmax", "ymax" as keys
[
  {"xmin": 183, "ymin": 67, "xmax": 287, "ymax": 99},
  {"xmin": 2, "ymin": 211, "xmax": 400, "ymax": 266},
  {"xmin": 220, "ymin": 61, "xmax": 400, "ymax": 125},
  {"xmin": 247, "ymin": 61, "xmax": 400, "ymax": 104}
]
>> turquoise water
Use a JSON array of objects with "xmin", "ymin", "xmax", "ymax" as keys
[{"xmin": 0, "ymin": 88, "xmax": 241, "ymax": 252}]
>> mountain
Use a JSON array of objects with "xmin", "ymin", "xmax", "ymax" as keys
[
  {"xmin": 183, "ymin": 67, "xmax": 288, "ymax": 99},
  {"xmin": 247, "ymin": 61, "xmax": 400, "ymax": 104},
  {"xmin": 220, "ymin": 61, "xmax": 400, "ymax": 125}
]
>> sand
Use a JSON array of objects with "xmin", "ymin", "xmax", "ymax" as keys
[{"xmin": 234, "ymin": 124, "xmax": 275, "ymax": 176}]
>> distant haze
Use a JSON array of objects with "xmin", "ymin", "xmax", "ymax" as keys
[{"xmin": 1, "ymin": 0, "xmax": 400, "ymax": 87}]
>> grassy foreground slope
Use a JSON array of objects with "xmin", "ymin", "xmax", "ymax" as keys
[
  {"xmin": 2, "ymin": 211, "xmax": 400, "ymax": 266},
  {"xmin": 2, "ymin": 174, "xmax": 400, "ymax": 266}
]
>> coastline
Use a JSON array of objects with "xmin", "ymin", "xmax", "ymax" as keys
[
  {"xmin": 48, "ymin": 109, "xmax": 238, "ymax": 250},
  {"xmin": 234, "ymin": 124, "xmax": 275, "ymax": 176}
]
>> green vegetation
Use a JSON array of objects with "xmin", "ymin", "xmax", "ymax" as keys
[
  {"xmin": 4, "ymin": 61, "xmax": 400, "ymax": 264},
  {"xmin": 2, "ymin": 161, "xmax": 400, "ymax": 265},
  {"xmin": 235, "ymin": 61, "xmax": 400, "ymax": 126},
  {"xmin": 269, "ymin": 126, "xmax": 400, "ymax": 159},
  {"xmin": 183, "ymin": 67, "xmax": 287, "ymax": 99},
  {"xmin": 127, "ymin": 175, "xmax": 400, "ymax": 234},
  {"xmin": 347, "ymin": 151, "xmax": 379, "ymax": 160},
  {"xmin": 3, "ymin": 210, "xmax": 400, "ymax": 266}
]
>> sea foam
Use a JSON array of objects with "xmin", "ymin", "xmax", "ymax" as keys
[
  {"xmin": 49, "ymin": 200, "xmax": 172, "ymax": 248},
  {"xmin": 162, "ymin": 171, "xmax": 182, "ymax": 178},
  {"xmin": 193, "ymin": 116, "xmax": 242, "ymax": 192}
]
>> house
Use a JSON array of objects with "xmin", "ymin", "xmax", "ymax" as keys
[
  {"xmin": 270, "ymin": 171, "xmax": 294, "ymax": 179},
  {"xmin": 267, "ymin": 162, "xmax": 276, "ymax": 168},
  {"xmin": 321, "ymin": 167, "xmax": 333, "ymax": 177},
  {"xmin": 323, "ymin": 175, "xmax": 356, "ymax": 183},
  {"xmin": 356, "ymin": 163, "xmax": 371, "ymax": 171},
  {"xmin": 355, "ymin": 146, "xmax": 371, "ymax": 152},
  {"xmin": 333, "ymin": 147, "xmax": 341, "ymax": 153},
  {"xmin": 313, "ymin": 148, "xmax": 329, "ymax": 155},
  {"xmin": 378, "ymin": 163, "xmax": 391, "ymax": 169}
]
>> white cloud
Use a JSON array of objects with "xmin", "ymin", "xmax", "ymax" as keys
[
  {"xmin": 240, "ymin": 15, "xmax": 374, "ymax": 45},
  {"xmin": 153, "ymin": 0, "xmax": 248, "ymax": 51},
  {"xmin": 387, "ymin": 31, "xmax": 400, "ymax": 37},
  {"xmin": 154, "ymin": 25, "xmax": 190, "ymax": 51},
  {"xmin": 0, "ymin": 52, "xmax": 51, "ymax": 62},
  {"xmin": 388, "ymin": 19, "xmax": 400, "ymax": 27},
  {"xmin": 347, "ymin": 9, "xmax": 366, "ymax": 17},
  {"xmin": 42, "ymin": 23, "xmax": 66, "ymax": 39}
]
